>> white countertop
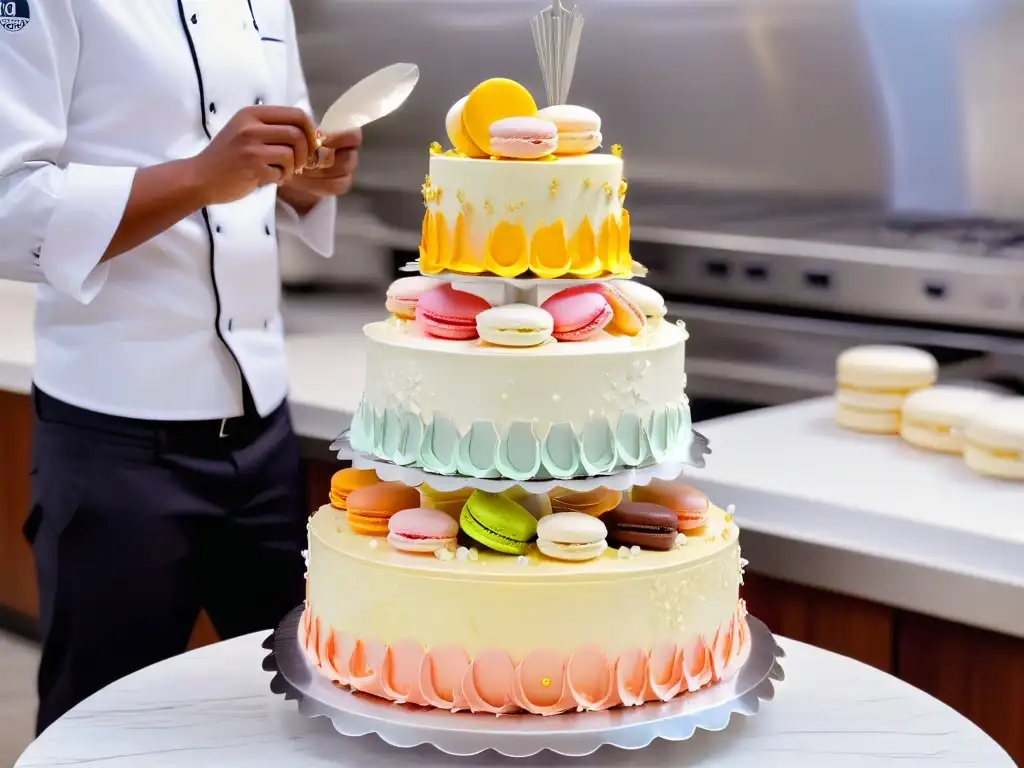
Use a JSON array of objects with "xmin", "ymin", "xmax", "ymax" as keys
[
  {"xmin": 696, "ymin": 399, "xmax": 1024, "ymax": 638},
  {"xmin": 3, "ymin": 279, "xmax": 1023, "ymax": 637},
  {"xmin": 14, "ymin": 631, "xmax": 1012, "ymax": 767}
]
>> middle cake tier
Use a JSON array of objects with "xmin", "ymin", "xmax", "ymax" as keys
[{"xmin": 349, "ymin": 318, "xmax": 692, "ymax": 481}]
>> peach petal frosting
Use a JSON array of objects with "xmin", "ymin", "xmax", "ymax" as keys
[{"xmin": 298, "ymin": 599, "xmax": 751, "ymax": 715}]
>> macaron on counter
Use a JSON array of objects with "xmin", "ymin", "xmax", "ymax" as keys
[
  {"xmin": 899, "ymin": 386, "xmax": 1000, "ymax": 454},
  {"xmin": 835, "ymin": 345, "xmax": 938, "ymax": 434},
  {"xmin": 964, "ymin": 397, "xmax": 1024, "ymax": 481}
]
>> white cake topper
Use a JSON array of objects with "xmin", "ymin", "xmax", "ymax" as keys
[{"xmin": 531, "ymin": 0, "xmax": 585, "ymax": 106}]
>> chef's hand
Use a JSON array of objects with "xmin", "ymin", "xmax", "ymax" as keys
[
  {"xmin": 277, "ymin": 128, "xmax": 363, "ymax": 215},
  {"xmin": 190, "ymin": 106, "xmax": 319, "ymax": 206}
]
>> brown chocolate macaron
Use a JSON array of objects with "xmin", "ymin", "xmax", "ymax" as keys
[{"xmin": 602, "ymin": 502, "xmax": 678, "ymax": 551}]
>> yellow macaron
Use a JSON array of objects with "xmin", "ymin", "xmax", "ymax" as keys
[
  {"xmin": 835, "ymin": 345, "xmax": 937, "ymax": 434},
  {"xmin": 899, "ymin": 386, "xmax": 1000, "ymax": 454},
  {"xmin": 462, "ymin": 78, "xmax": 538, "ymax": 155},
  {"xmin": 964, "ymin": 397, "xmax": 1024, "ymax": 481}
]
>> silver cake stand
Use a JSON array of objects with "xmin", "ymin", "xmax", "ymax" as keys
[{"xmin": 264, "ymin": 606, "xmax": 785, "ymax": 759}]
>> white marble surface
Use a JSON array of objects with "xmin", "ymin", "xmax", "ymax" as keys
[
  {"xmin": 695, "ymin": 399, "xmax": 1024, "ymax": 639},
  {"xmin": 13, "ymin": 633, "xmax": 1012, "ymax": 767}
]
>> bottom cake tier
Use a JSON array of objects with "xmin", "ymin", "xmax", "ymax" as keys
[{"xmin": 301, "ymin": 500, "xmax": 748, "ymax": 715}]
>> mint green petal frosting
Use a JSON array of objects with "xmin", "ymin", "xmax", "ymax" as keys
[
  {"xmin": 350, "ymin": 400, "xmax": 695, "ymax": 480},
  {"xmin": 616, "ymin": 412, "xmax": 650, "ymax": 466},
  {"xmin": 647, "ymin": 408, "xmax": 671, "ymax": 462},
  {"xmin": 393, "ymin": 412, "xmax": 423, "ymax": 466},
  {"xmin": 496, "ymin": 422, "xmax": 542, "ymax": 481},
  {"xmin": 541, "ymin": 422, "xmax": 582, "ymax": 479},
  {"xmin": 579, "ymin": 419, "xmax": 617, "ymax": 475},
  {"xmin": 456, "ymin": 421, "xmax": 501, "ymax": 478},
  {"xmin": 420, "ymin": 415, "xmax": 460, "ymax": 474}
]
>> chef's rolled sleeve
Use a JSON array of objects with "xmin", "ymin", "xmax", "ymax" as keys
[
  {"xmin": 276, "ymin": 195, "xmax": 337, "ymax": 257},
  {"xmin": 38, "ymin": 163, "xmax": 135, "ymax": 303},
  {"xmin": 0, "ymin": 0, "xmax": 131, "ymax": 303}
]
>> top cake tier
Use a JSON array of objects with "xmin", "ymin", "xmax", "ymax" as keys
[{"xmin": 420, "ymin": 154, "xmax": 629, "ymax": 280}]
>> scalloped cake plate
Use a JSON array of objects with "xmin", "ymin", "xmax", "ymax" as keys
[{"xmin": 265, "ymin": 605, "xmax": 784, "ymax": 759}]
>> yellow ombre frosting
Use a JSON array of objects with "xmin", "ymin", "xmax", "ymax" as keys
[{"xmin": 420, "ymin": 155, "xmax": 631, "ymax": 279}]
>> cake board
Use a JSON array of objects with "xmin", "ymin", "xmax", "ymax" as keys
[{"xmin": 265, "ymin": 605, "xmax": 785, "ymax": 759}]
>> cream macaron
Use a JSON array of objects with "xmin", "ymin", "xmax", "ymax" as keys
[
  {"xmin": 964, "ymin": 397, "xmax": 1024, "ymax": 481},
  {"xmin": 899, "ymin": 386, "xmax": 1000, "ymax": 454},
  {"xmin": 612, "ymin": 280, "xmax": 666, "ymax": 320},
  {"xmin": 536, "ymin": 105, "xmax": 602, "ymax": 155},
  {"xmin": 835, "ymin": 345, "xmax": 938, "ymax": 434},
  {"xmin": 476, "ymin": 303, "xmax": 554, "ymax": 347}
]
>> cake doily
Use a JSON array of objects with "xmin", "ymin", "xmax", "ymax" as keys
[
  {"xmin": 329, "ymin": 430, "xmax": 711, "ymax": 494},
  {"xmin": 265, "ymin": 605, "xmax": 784, "ymax": 759}
]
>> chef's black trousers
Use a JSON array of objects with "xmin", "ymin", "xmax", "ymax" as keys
[{"xmin": 24, "ymin": 386, "xmax": 308, "ymax": 736}]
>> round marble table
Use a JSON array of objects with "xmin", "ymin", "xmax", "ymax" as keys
[{"xmin": 15, "ymin": 633, "xmax": 1012, "ymax": 767}]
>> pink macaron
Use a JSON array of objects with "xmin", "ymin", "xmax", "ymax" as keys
[
  {"xmin": 488, "ymin": 117, "xmax": 558, "ymax": 160},
  {"xmin": 387, "ymin": 508, "xmax": 459, "ymax": 553},
  {"xmin": 416, "ymin": 284, "xmax": 492, "ymax": 340},
  {"xmin": 540, "ymin": 285, "xmax": 613, "ymax": 342}
]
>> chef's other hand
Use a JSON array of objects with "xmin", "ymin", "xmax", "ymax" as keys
[
  {"xmin": 278, "ymin": 128, "xmax": 363, "ymax": 215},
  {"xmin": 190, "ymin": 106, "xmax": 319, "ymax": 206}
]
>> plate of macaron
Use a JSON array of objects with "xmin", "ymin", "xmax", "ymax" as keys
[
  {"xmin": 385, "ymin": 275, "xmax": 669, "ymax": 348},
  {"xmin": 330, "ymin": 469, "xmax": 717, "ymax": 563},
  {"xmin": 836, "ymin": 344, "xmax": 1024, "ymax": 482}
]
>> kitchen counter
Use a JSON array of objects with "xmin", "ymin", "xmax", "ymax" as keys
[{"xmin": 1, "ymin": 280, "xmax": 1022, "ymax": 761}]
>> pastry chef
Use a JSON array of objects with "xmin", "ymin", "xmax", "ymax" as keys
[{"xmin": 0, "ymin": 1, "xmax": 359, "ymax": 734}]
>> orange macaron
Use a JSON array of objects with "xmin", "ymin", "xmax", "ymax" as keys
[
  {"xmin": 345, "ymin": 481, "xmax": 421, "ymax": 536},
  {"xmin": 600, "ymin": 283, "xmax": 646, "ymax": 336},
  {"xmin": 631, "ymin": 479, "xmax": 709, "ymax": 534},
  {"xmin": 329, "ymin": 468, "xmax": 380, "ymax": 510},
  {"xmin": 548, "ymin": 487, "xmax": 623, "ymax": 517}
]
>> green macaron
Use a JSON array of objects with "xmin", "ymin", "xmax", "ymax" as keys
[{"xmin": 460, "ymin": 490, "xmax": 538, "ymax": 555}]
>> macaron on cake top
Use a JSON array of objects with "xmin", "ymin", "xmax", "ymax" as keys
[
  {"xmin": 537, "ymin": 104, "xmax": 602, "ymax": 156},
  {"xmin": 540, "ymin": 285, "xmax": 613, "ymax": 342},
  {"xmin": 536, "ymin": 511, "xmax": 608, "ymax": 562},
  {"xmin": 460, "ymin": 490, "xmax": 538, "ymax": 555},
  {"xmin": 476, "ymin": 304, "xmax": 554, "ymax": 348},
  {"xmin": 387, "ymin": 507, "xmax": 460, "ymax": 554},
  {"xmin": 613, "ymin": 280, "xmax": 666, "ymax": 320},
  {"xmin": 900, "ymin": 386, "xmax": 1000, "ymax": 454},
  {"xmin": 631, "ymin": 479, "xmax": 710, "ymax": 533},
  {"xmin": 488, "ymin": 117, "xmax": 558, "ymax": 160},
  {"xmin": 548, "ymin": 487, "xmax": 623, "ymax": 517},
  {"xmin": 599, "ymin": 283, "xmax": 646, "ymax": 336},
  {"xmin": 964, "ymin": 397, "xmax": 1024, "ymax": 481},
  {"xmin": 462, "ymin": 78, "xmax": 538, "ymax": 155},
  {"xmin": 415, "ymin": 284, "xmax": 492, "ymax": 341},
  {"xmin": 419, "ymin": 484, "xmax": 474, "ymax": 519},
  {"xmin": 601, "ymin": 502, "xmax": 679, "ymax": 552},
  {"xmin": 345, "ymin": 481, "xmax": 421, "ymax": 536},
  {"xmin": 385, "ymin": 276, "xmax": 440, "ymax": 321},
  {"xmin": 329, "ymin": 468, "xmax": 380, "ymax": 510},
  {"xmin": 446, "ymin": 95, "xmax": 488, "ymax": 158}
]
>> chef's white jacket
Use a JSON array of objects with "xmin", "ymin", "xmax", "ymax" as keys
[{"xmin": 0, "ymin": 0, "xmax": 337, "ymax": 419}]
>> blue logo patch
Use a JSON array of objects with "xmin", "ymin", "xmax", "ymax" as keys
[{"xmin": 0, "ymin": 0, "xmax": 29, "ymax": 32}]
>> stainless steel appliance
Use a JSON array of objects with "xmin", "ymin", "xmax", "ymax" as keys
[{"xmin": 290, "ymin": 0, "xmax": 1024, "ymax": 419}]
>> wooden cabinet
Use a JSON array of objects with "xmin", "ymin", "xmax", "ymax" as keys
[
  {"xmin": 742, "ymin": 573, "xmax": 895, "ymax": 673},
  {"xmin": 0, "ymin": 392, "xmax": 37, "ymax": 623}
]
